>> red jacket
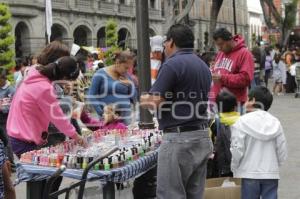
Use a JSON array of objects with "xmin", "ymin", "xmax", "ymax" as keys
[{"xmin": 210, "ymin": 35, "xmax": 254, "ymax": 104}]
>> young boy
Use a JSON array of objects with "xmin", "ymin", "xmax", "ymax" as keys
[
  {"xmin": 230, "ymin": 86, "xmax": 287, "ymax": 199},
  {"xmin": 210, "ymin": 89, "xmax": 240, "ymax": 177}
]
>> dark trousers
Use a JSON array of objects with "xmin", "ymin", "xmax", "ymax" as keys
[
  {"xmin": 10, "ymin": 137, "xmax": 62, "ymax": 199},
  {"xmin": 242, "ymin": 179, "xmax": 278, "ymax": 199},
  {"xmin": 132, "ymin": 166, "xmax": 157, "ymax": 199},
  {"xmin": 265, "ymin": 69, "xmax": 272, "ymax": 88}
]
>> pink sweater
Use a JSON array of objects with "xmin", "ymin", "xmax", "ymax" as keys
[{"xmin": 7, "ymin": 68, "xmax": 77, "ymax": 145}]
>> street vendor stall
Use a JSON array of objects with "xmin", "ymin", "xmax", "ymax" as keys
[{"xmin": 15, "ymin": 129, "xmax": 161, "ymax": 199}]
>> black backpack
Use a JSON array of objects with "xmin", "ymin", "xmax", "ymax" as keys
[{"xmin": 215, "ymin": 118, "xmax": 232, "ymax": 176}]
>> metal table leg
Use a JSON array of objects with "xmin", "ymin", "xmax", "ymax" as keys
[
  {"xmin": 103, "ymin": 182, "xmax": 115, "ymax": 199},
  {"xmin": 26, "ymin": 180, "xmax": 45, "ymax": 199}
]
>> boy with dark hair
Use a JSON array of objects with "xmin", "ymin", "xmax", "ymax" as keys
[
  {"xmin": 231, "ymin": 86, "xmax": 287, "ymax": 199},
  {"xmin": 211, "ymin": 89, "xmax": 240, "ymax": 177}
]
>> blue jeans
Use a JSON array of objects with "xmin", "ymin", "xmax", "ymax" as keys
[{"xmin": 242, "ymin": 179, "xmax": 278, "ymax": 199}]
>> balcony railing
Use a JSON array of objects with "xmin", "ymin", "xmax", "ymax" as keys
[
  {"xmin": 98, "ymin": 1, "xmax": 115, "ymax": 11},
  {"xmin": 119, "ymin": 4, "xmax": 134, "ymax": 15},
  {"xmin": 9, "ymin": 0, "xmax": 162, "ymax": 19},
  {"xmin": 8, "ymin": 0, "xmax": 37, "ymax": 5},
  {"xmin": 52, "ymin": 0, "xmax": 68, "ymax": 9},
  {"xmin": 149, "ymin": 9, "xmax": 161, "ymax": 17},
  {"xmin": 75, "ymin": 0, "xmax": 93, "ymax": 9}
]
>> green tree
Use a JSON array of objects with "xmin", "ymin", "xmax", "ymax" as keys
[
  {"xmin": 0, "ymin": 3, "xmax": 15, "ymax": 71},
  {"xmin": 163, "ymin": 0, "xmax": 195, "ymax": 29},
  {"xmin": 105, "ymin": 19, "xmax": 119, "ymax": 66},
  {"xmin": 269, "ymin": 34, "xmax": 277, "ymax": 47},
  {"xmin": 260, "ymin": 0, "xmax": 299, "ymax": 46}
]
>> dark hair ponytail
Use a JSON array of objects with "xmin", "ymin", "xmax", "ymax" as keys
[{"xmin": 38, "ymin": 56, "xmax": 80, "ymax": 81}]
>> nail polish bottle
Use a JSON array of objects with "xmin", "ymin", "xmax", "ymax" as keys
[
  {"xmin": 138, "ymin": 144, "xmax": 144, "ymax": 157},
  {"xmin": 134, "ymin": 146, "xmax": 139, "ymax": 159},
  {"xmin": 67, "ymin": 157, "xmax": 73, "ymax": 169},
  {"xmin": 49, "ymin": 155, "xmax": 54, "ymax": 167},
  {"xmin": 57, "ymin": 154, "xmax": 64, "ymax": 168},
  {"xmin": 82, "ymin": 157, "xmax": 88, "ymax": 169},
  {"xmin": 38, "ymin": 156, "xmax": 43, "ymax": 166},
  {"xmin": 126, "ymin": 150, "xmax": 132, "ymax": 163},
  {"xmin": 53, "ymin": 155, "xmax": 57, "ymax": 167},
  {"xmin": 131, "ymin": 147, "xmax": 137, "ymax": 160},
  {"xmin": 117, "ymin": 155, "xmax": 124, "ymax": 167},
  {"xmin": 104, "ymin": 158, "xmax": 110, "ymax": 171},
  {"xmin": 77, "ymin": 156, "xmax": 83, "ymax": 168},
  {"xmin": 45, "ymin": 156, "xmax": 49, "ymax": 166},
  {"xmin": 88, "ymin": 157, "xmax": 94, "ymax": 164},
  {"xmin": 63, "ymin": 155, "xmax": 69, "ymax": 166},
  {"xmin": 94, "ymin": 163, "xmax": 100, "ymax": 170},
  {"xmin": 33, "ymin": 156, "xmax": 39, "ymax": 165},
  {"xmin": 111, "ymin": 156, "xmax": 119, "ymax": 169},
  {"xmin": 99, "ymin": 159, "xmax": 104, "ymax": 170}
]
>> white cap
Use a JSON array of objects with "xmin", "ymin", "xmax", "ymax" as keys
[
  {"xmin": 150, "ymin": 35, "xmax": 164, "ymax": 52},
  {"xmin": 70, "ymin": 44, "xmax": 80, "ymax": 56}
]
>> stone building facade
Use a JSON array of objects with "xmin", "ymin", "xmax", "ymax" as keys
[
  {"xmin": 5, "ymin": 0, "xmax": 249, "ymax": 57},
  {"xmin": 5, "ymin": 0, "xmax": 164, "ymax": 57},
  {"xmin": 174, "ymin": 0, "xmax": 249, "ymax": 49}
]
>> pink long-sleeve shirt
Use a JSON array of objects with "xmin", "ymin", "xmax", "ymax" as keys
[{"xmin": 7, "ymin": 68, "xmax": 77, "ymax": 145}]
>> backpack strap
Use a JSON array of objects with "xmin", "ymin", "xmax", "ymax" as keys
[{"xmin": 215, "ymin": 115, "xmax": 221, "ymax": 136}]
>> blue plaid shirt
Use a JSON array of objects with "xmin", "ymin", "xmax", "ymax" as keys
[{"xmin": 0, "ymin": 141, "xmax": 7, "ymax": 199}]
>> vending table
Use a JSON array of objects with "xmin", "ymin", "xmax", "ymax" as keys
[
  {"xmin": 15, "ymin": 129, "xmax": 161, "ymax": 199},
  {"xmin": 16, "ymin": 150, "xmax": 158, "ymax": 199}
]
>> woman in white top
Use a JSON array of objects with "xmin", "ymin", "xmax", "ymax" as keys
[{"xmin": 272, "ymin": 54, "xmax": 286, "ymax": 95}]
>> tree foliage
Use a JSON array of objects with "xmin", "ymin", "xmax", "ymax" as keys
[
  {"xmin": 260, "ymin": 0, "xmax": 298, "ymax": 46},
  {"xmin": 105, "ymin": 19, "xmax": 120, "ymax": 66},
  {"xmin": 0, "ymin": 3, "xmax": 15, "ymax": 71},
  {"xmin": 164, "ymin": 0, "xmax": 195, "ymax": 29},
  {"xmin": 208, "ymin": 0, "xmax": 224, "ymax": 50}
]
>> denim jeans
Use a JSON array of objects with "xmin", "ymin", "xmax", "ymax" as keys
[
  {"xmin": 242, "ymin": 178, "xmax": 278, "ymax": 199},
  {"xmin": 156, "ymin": 129, "xmax": 213, "ymax": 199}
]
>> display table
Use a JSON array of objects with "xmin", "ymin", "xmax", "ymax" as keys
[{"xmin": 16, "ymin": 150, "xmax": 158, "ymax": 199}]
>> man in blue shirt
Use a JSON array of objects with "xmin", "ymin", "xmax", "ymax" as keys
[{"xmin": 141, "ymin": 24, "xmax": 213, "ymax": 199}]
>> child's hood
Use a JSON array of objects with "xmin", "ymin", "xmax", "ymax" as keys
[
  {"xmin": 234, "ymin": 110, "xmax": 282, "ymax": 141},
  {"xmin": 23, "ymin": 67, "xmax": 51, "ymax": 85},
  {"xmin": 219, "ymin": 112, "xmax": 240, "ymax": 126}
]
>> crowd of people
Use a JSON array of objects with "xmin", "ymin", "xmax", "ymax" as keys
[{"xmin": 0, "ymin": 24, "xmax": 295, "ymax": 199}]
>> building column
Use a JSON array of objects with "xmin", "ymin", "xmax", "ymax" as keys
[{"xmin": 193, "ymin": 22, "xmax": 200, "ymax": 50}]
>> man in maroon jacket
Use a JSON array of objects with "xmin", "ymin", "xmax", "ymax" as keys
[{"xmin": 210, "ymin": 28, "xmax": 254, "ymax": 107}]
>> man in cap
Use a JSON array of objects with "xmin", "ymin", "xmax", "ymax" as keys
[{"xmin": 150, "ymin": 35, "xmax": 164, "ymax": 84}]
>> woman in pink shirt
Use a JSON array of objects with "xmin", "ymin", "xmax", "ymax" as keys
[{"xmin": 7, "ymin": 56, "xmax": 86, "ymax": 157}]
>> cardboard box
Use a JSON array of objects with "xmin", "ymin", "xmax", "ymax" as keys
[{"xmin": 204, "ymin": 177, "xmax": 241, "ymax": 199}]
